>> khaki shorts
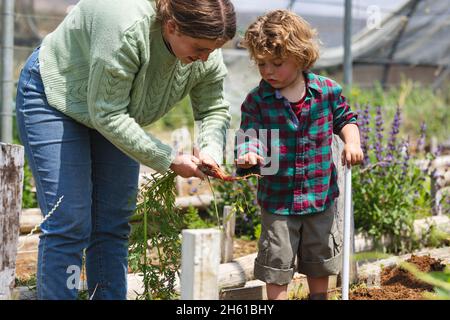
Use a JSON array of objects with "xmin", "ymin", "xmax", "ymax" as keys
[{"xmin": 254, "ymin": 204, "xmax": 342, "ymax": 285}]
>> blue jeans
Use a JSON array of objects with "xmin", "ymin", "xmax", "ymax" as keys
[{"xmin": 15, "ymin": 47, "xmax": 140, "ymax": 300}]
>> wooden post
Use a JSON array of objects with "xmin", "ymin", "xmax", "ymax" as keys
[
  {"xmin": 181, "ymin": 228, "xmax": 221, "ymax": 300},
  {"xmin": 0, "ymin": 143, "xmax": 24, "ymax": 299},
  {"xmin": 430, "ymin": 157, "xmax": 450, "ymax": 216},
  {"xmin": 221, "ymin": 205, "xmax": 235, "ymax": 263},
  {"xmin": 332, "ymin": 135, "xmax": 357, "ymax": 284}
]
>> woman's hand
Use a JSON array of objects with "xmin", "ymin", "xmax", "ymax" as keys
[
  {"xmin": 235, "ymin": 152, "xmax": 265, "ymax": 169},
  {"xmin": 169, "ymin": 154, "xmax": 206, "ymax": 179},
  {"xmin": 193, "ymin": 147, "xmax": 217, "ymax": 169}
]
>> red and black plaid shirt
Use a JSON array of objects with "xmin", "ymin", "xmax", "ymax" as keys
[{"xmin": 235, "ymin": 71, "xmax": 357, "ymax": 215}]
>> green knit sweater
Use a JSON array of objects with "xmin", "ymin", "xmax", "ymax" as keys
[{"xmin": 38, "ymin": 0, "xmax": 231, "ymax": 173}]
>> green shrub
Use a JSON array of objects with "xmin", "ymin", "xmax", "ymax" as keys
[
  {"xmin": 21, "ymin": 161, "xmax": 38, "ymax": 209},
  {"xmin": 12, "ymin": 114, "xmax": 38, "ymax": 209},
  {"xmin": 353, "ymin": 104, "xmax": 437, "ymax": 253}
]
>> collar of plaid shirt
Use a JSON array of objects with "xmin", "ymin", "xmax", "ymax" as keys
[
  {"xmin": 236, "ymin": 70, "xmax": 357, "ymax": 215},
  {"xmin": 260, "ymin": 70, "xmax": 323, "ymax": 99}
]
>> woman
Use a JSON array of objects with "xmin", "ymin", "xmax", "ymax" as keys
[{"xmin": 15, "ymin": 0, "xmax": 236, "ymax": 300}]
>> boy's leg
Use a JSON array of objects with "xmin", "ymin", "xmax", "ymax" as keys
[
  {"xmin": 254, "ymin": 208, "xmax": 302, "ymax": 300},
  {"xmin": 297, "ymin": 204, "xmax": 342, "ymax": 300},
  {"xmin": 307, "ymin": 276, "xmax": 329, "ymax": 300},
  {"xmin": 266, "ymin": 284, "xmax": 288, "ymax": 300},
  {"xmin": 85, "ymin": 130, "xmax": 140, "ymax": 300}
]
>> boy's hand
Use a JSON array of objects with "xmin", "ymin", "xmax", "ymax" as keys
[
  {"xmin": 235, "ymin": 152, "xmax": 265, "ymax": 169},
  {"xmin": 341, "ymin": 143, "xmax": 364, "ymax": 168}
]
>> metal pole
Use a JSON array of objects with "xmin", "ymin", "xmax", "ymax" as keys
[
  {"xmin": 343, "ymin": 0, "xmax": 352, "ymax": 87},
  {"xmin": 287, "ymin": 0, "xmax": 296, "ymax": 10},
  {"xmin": 342, "ymin": 0, "xmax": 353, "ymax": 301},
  {"xmin": 342, "ymin": 166, "xmax": 352, "ymax": 300},
  {"xmin": 1, "ymin": 0, "xmax": 15, "ymax": 143}
]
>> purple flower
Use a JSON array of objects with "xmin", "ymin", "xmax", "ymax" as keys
[
  {"xmin": 360, "ymin": 104, "xmax": 371, "ymax": 166},
  {"xmin": 416, "ymin": 122, "xmax": 426, "ymax": 153},
  {"xmin": 433, "ymin": 145, "xmax": 443, "ymax": 158},
  {"xmin": 374, "ymin": 106, "xmax": 385, "ymax": 163},
  {"xmin": 386, "ymin": 107, "xmax": 401, "ymax": 162},
  {"xmin": 401, "ymin": 137, "xmax": 410, "ymax": 177}
]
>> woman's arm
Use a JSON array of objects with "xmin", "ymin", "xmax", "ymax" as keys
[{"xmin": 189, "ymin": 50, "xmax": 231, "ymax": 166}]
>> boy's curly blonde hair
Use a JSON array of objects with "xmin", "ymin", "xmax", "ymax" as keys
[{"xmin": 242, "ymin": 10, "xmax": 320, "ymax": 69}]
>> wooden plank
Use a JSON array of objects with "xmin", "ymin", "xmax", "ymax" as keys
[
  {"xmin": 181, "ymin": 228, "xmax": 221, "ymax": 300},
  {"xmin": 220, "ymin": 280, "xmax": 267, "ymax": 300},
  {"xmin": 415, "ymin": 155, "xmax": 450, "ymax": 171},
  {"xmin": 431, "ymin": 170, "xmax": 449, "ymax": 216},
  {"xmin": 0, "ymin": 143, "xmax": 24, "ymax": 299},
  {"xmin": 221, "ymin": 206, "xmax": 235, "ymax": 263},
  {"xmin": 433, "ymin": 155, "xmax": 450, "ymax": 169},
  {"xmin": 19, "ymin": 208, "xmax": 42, "ymax": 234},
  {"xmin": 175, "ymin": 194, "xmax": 214, "ymax": 209}
]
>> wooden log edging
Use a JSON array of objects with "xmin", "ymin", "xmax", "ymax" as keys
[
  {"xmin": 1, "ymin": 143, "xmax": 24, "ymax": 300},
  {"xmin": 19, "ymin": 208, "xmax": 42, "ymax": 234}
]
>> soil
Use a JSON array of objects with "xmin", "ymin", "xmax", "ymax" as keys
[
  {"xmin": 350, "ymin": 254, "xmax": 446, "ymax": 300},
  {"xmin": 233, "ymin": 238, "xmax": 258, "ymax": 258}
]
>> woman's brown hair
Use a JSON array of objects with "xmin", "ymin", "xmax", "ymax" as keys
[
  {"xmin": 242, "ymin": 10, "xmax": 320, "ymax": 70},
  {"xmin": 156, "ymin": 0, "xmax": 236, "ymax": 43}
]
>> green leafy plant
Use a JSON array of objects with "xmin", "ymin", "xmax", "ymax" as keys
[
  {"xmin": 128, "ymin": 171, "xmax": 183, "ymax": 300},
  {"xmin": 184, "ymin": 205, "xmax": 215, "ymax": 229},
  {"xmin": 12, "ymin": 116, "xmax": 38, "ymax": 209},
  {"xmin": 253, "ymin": 223, "xmax": 262, "ymax": 240},
  {"xmin": 21, "ymin": 160, "xmax": 38, "ymax": 209}
]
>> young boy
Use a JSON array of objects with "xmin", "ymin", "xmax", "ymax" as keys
[{"xmin": 235, "ymin": 10, "xmax": 364, "ymax": 300}]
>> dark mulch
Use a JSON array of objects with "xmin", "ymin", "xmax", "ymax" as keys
[{"xmin": 350, "ymin": 254, "xmax": 446, "ymax": 300}]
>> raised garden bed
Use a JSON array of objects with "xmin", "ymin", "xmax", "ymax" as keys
[{"xmin": 351, "ymin": 254, "xmax": 447, "ymax": 300}]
